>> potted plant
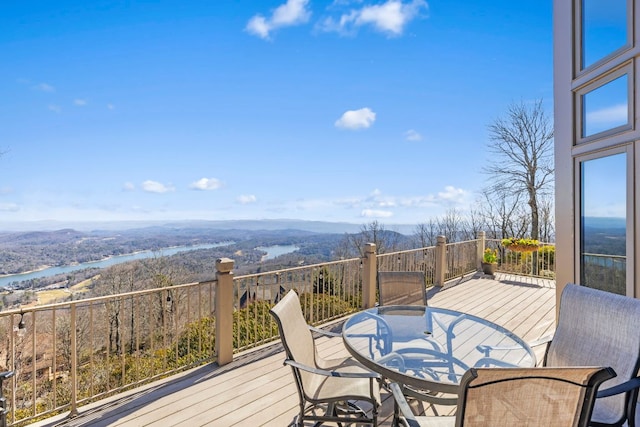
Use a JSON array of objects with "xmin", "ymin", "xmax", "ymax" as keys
[
  {"xmin": 482, "ymin": 248, "xmax": 498, "ymax": 275},
  {"xmin": 501, "ymin": 238, "xmax": 540, "ymax": 253}
]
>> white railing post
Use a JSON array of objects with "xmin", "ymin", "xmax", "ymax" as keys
[
  {"xmin": 362, "ymin": 243, "xmax": 377, "ymax": 309},
  {"xmin": 215, "ymin": 258, "xmax": 234, "ymax": 366},
  {"xmin": 435, "ymin": 236, "xmax": 447, "ymax": 287},
  {"xmin": 478, "ymin": 231, "xmax": 486, "ymax": 271}
]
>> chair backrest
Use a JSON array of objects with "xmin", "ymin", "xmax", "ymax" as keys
[
  {"xmin": 269, "ymin": 290, "xmax": 317, "ymax": 392},
  {"xmin": 456, "ymin": 367, "xmax": 616, "ymax": 427},
  {"xmin": 377, "ymin": 271, "xmax": 427, "ymax": 306},
  {"xmin": 544, "ymin": 283, "xmax": 640, "ymax": 424}
]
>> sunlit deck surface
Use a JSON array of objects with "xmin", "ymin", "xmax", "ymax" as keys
[{"xmin": 32, "ymin": 272, "xmax": 556, "ymax": 427}]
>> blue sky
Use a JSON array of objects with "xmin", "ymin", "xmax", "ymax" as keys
[{"xmin": 0, "ymin": 0, "xmax": 552, "ymax": 228}]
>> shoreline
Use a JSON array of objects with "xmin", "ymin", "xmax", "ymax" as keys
[{"xmin": 0, "ymin": 242, "xmax": 233, "ymax": 281}]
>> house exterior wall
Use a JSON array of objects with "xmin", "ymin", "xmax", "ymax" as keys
[{"xmin": 554, "ymin": 0, "xmax": 640, "ymax": 303}]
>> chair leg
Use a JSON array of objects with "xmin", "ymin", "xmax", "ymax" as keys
[{"xmin": 627, "ymin": 389, "xmax": 639, "ymax": 427}]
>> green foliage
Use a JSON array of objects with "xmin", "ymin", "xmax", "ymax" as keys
[
  {"xmin": 312, "ymin": 266, "xmax": 337, "ymax": 294},
  {"xmin": 233, "ymin": 300, "xmax": 279, "ymax": 349},
  {"xmin": 298, "ymin": 292, "xmax": 358, "ymax": 324},
  {"xmin": 483, "ymin": 248, "xmax": 498, "ymax": 264},
  {"xmin": 502, "ymin": 238, "xmax": 540, "ymax": 252},
  {"xmin": 176, "ymin": 317, "xmax": 216, "ymax": 361}
]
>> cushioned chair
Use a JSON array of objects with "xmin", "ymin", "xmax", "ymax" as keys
[
  {"xmin": 270, "ymin": 290, "xmax": 381, "ymax": 426},
  {"xmin": 377, "ymin": 271, "xmax": 427, "ymax": 306},
  {"xmin": 543, "ymin": 283, "xmax": 640, "ymax": 427},
  {"xmin": 390, "ymin": 366, "xmax": 615, "ymax": 427}
]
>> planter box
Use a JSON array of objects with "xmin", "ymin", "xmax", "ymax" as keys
[{"xmin": 482, "ymin": 262, "xmax": 496, "ymax": 275}]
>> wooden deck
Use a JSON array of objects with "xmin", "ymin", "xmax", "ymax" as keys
[{"xmin": 31, "ymin": 273, "xmax": 556, "ymax": 427}]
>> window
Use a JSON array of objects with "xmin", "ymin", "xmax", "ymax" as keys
[
  {"xmin": 580, "ymin": 0, "xmax": 628, "ymax": 70},
  {"xmin": 577, "ymin": 67, "xmax": 631, "ymax": 142},
  {"xmin": 579, "ymin": 152, "xmax": 627, "ymax": 295}
]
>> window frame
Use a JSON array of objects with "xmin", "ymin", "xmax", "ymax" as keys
[
  {"xmin": 574, "ymin": 62, "xmax": 634, "ymax": 145},
  {"xmin": 574, "ymin": 0, "xmax": 633, "ymax": 76}
]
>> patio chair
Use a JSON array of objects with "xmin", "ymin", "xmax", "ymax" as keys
[
  {"xmin": 390, "ymin": 366, "xmax": 616, "ymax": 427},
  {"xmin": 543, "ymin": 283, "xmax": 640, "ymax": 427},
  {"xmin": 377, "ymin": 271, "xmax": 427, "ymax": 306},
  {"xmin": 270, "ymin": 290, "xmax": 381, "ymax": 426},
  {"xmin": 376, "ymin": 272, "xmax": 463, "ymax": 406},
  {"xmin": 375, "ymin": 271, "xmax": 445, "ymax": 360}
]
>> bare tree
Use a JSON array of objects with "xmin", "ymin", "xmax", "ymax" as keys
[
  {"xmin": 484, "ymin": 99, "xmax": 554, "ymax": 240},
  {"xmin": 465, "ymin": 203, "xmax": 487, "ymax": 241},
  {"xmin": 333, "ymin": 234, "xmax": 358, "ymax": 259},
  {"xmin": 538, "ymin": 195, "xmax": 555, "ymax": 243},
  {"xmin": 413, "ymin": 219, "xmax": 439, "ymax": 248},
  {"xmin": 436, "ymin": 208, "xmax": 468, "ymax": 243},
  {"xmin": 342, "ymin": 220, "xmax": 401, "ymax": 257},
  {"xmin": 478, "ymin": 189, "xmax": 530, "ymax": 239}
]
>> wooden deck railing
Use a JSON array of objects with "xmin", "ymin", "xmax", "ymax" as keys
[
  {"xmin": 483, "ymin": 234, "xmax": 556, "ymax": 279},
  {"xmin": 0, "ymin": 234, "xmax": 555, "ymax": 426}
]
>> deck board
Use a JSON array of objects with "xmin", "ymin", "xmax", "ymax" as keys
[{"xmin": 31, "ymin": 273, "xmax": 556, "ymax": 427}]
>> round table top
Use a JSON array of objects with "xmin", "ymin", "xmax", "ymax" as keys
[{"xmin": 342, "ymin": 305, "xmax": 536, "ymax": 394}]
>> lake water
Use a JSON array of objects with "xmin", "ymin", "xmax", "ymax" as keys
[
  {"xmin": 0, "ymin": 243, "xmax": 300, "ymax": 289},
  {"xmin": 257, "ymin": 245, "xmax": 299, "ymax": 261},
  {"xmin": 0, "ymin": 242, "xmax": 232, "ymax": 289}
]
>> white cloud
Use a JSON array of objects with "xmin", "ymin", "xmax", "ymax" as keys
[
  {"xmin": 319, "ymin": 0, "xmax": 427, "ymax": 36},
  {"xmin": 361, "ymin": 208, "xmax": 393, "ymax": 218},
  {"xmin": 190, "ymin": 178, "xmax": 223, "ymax": 191},
  {"xmin": 0, "ymin": 203, "xmax": 19, "ymax": 212},
  {"xmin": 74, "ymin": 99, "xmax": 87, "ymax": 106},
  {"xmin": 123, "ymin": 182, "xmax": 135, "ymax": 191},
  {"xmin": 246, "ymin": 0, "xmax": 311, "ymax": 39},
  {"xmin": 48, "ymin": 104, "xmax": 62, "ymax": 113},
  {"xmin": 405, "ymin": 129, "xmax": 422, "ymax": 141},
  {"xmin": 437, "ymin": 186, "xmax": 467, "ymax": 203},
  {"xmin": 33, "ymin": 83, "xmax": 55, "ymax": 92},
  {"xmin": 237, "ymin": 194, "xmax": 257, "ymax": 204},
  {"xmin": 585, "ymin": 103, "xmax": 627, "ymax": 125},
  {"xmin": 142, "ymin": 180, "xmax": 175, "ymax": 193},
  {"xmin": 335, "ymin": 107, "xmax": 376, "ymax": 129}
]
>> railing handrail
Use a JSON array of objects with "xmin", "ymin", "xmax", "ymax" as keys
[
  {"xmin": 583, "ymin": 252, "xmax": 626, "ymax": 259},
  {"xmin": 234, "ymin": 256, "xmax": 361, "ymax": 279},
  {"xmin": 376, "ymin": 245, "xmax": 437, "ymax": 258},
  {"xmin": 0, "ymin": 280, "xmax": 214, "ymax": 316}
]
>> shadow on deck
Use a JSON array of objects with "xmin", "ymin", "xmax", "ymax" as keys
[{"xmin": 31, "ymin": 272, "xmax": 556, "ymax": 427}]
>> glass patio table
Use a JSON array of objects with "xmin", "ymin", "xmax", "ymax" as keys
[{"xmin": 342, "ymin": 305, "xmax": 536, "ymax": 404}]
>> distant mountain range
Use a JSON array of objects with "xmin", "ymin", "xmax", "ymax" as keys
[
  {"xmin": 0, "ymin": 219, "xmax": 418, "ymax": 235},
  {"xmin": 583, "ymin": 216, "xmax": 625, "ymax": 230}
]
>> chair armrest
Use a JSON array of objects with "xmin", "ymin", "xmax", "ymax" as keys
[
  {"xmin": 308, "ymin": 325, "xmax": 341, "ymax": 338},
  {"xmin": 473, "ymin": 357, "xmax": 518, "ymax": 368},
  {"xmin": 284, "ymin": 359, "xmax": 381, "ymax": 379},
  {"xmin": 0, "ymin": 372, "xmax": 13, "ymax": 382},
  {"xmin": 389, "ymin": 382, "xmax": 422, "ymax": 427},
  {"xmin": 476, "ymin": 333, "xmax": 553, "ymax": 356},
  {"xmin": 432, "ymin": 313, "xmax": 467, "ymax": 340},
  {"xmin": 597, "ymin": 376, "xmax": 640, "ymax": 398},
  {"xmin": 528, "ymin": 334, "xmax": 554, "ymax": 347}
]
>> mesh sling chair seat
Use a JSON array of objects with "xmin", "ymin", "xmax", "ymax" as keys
[
  {"xmin": 270, "ymin": 290, "xmax": 381, "ymax": 426},
  {"xmin": 390, "ymin": 366, "xmax": 616, "ymax": 427},
  {"xmin": 542, "ymin": 283, "xmax": 640, "ymax": 427},
  {"xmin": 377, "ymin": 271, "xmax": 428, "ymax": 306}
]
